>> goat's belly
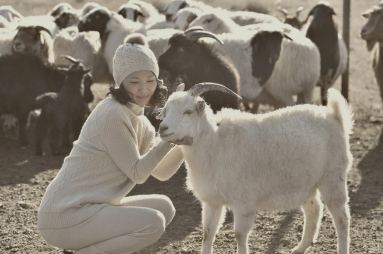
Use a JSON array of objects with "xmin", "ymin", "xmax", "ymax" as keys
[
  {"xmin": 254, "ymin": 189, "xmax": 314, "ymax": 211},
  {"xmin": 186, "ymin": 173, "xmax": 227, "ymax": 205}
]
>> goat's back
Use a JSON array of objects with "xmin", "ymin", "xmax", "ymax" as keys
[{"xmin": 184, "ymin": 103, "xmax": 352, "ymax": 210}]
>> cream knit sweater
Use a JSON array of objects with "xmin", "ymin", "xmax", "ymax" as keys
[{"xmin": 37, "ymin": 96, "xmax": 184, "ymax": 229}]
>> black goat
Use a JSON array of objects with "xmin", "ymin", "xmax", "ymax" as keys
[
  {"xmin": 34, "ymin": 57, "xmax": 92, "ymax": 156},
  {"xmin": 158, "ymin": 29, "xmax": 240, "ymax": 112},
  {"xmin": 305, "ymin": 2, "xmax": 340, "ymax": 105},
  {"xmin": 0, "ymin": 54, "xmax": 89, "ymax": 147}
]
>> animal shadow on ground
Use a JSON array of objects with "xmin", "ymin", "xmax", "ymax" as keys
[
  {"xmin": 127, "ymin": 164, "xmax": 202, "ymax": 250},
  {"xmin": 352, "ymin": 142, "xmax": 383, "ymax": 216}
]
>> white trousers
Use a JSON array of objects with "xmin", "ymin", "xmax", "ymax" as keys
[{"xmin": 39, "ymin": 194, "xmax": 176, "ymax": 254}]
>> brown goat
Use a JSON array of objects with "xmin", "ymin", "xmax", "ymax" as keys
[
  {"xmin": 361, "ymin": 5, "xmax": 383, "ymax": 142},
  {"xmin": 276, "ymin": 6, "xmax": 306, "ymax": 29},
  {"xmin": 12, "ymin": 25, "xmax": 54, "ymax": 63}
]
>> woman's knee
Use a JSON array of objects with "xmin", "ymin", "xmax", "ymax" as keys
[
  {"xmin": 146, "ymin": 210, "xmax": 166, "ymax": 242},
  {"xmin": 155, "ymin": 195, "xmax": 176, "ymax": 226}
]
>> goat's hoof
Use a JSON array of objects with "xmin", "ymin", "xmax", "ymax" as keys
[{"xmin": 291, "ymin": 246, "xmax": 305, "ymax": 254}]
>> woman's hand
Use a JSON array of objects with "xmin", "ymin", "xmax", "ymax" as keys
[{"xmin": 170, "ymin": 136, "xmax": 193, "ymax": 146}]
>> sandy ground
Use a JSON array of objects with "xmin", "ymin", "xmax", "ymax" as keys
[{"xmin": 0, "ymin": 0, "xmax": 383, "ymax": 253}]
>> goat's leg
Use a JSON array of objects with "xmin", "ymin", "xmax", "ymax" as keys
[
  {"xmin": 296, "ymin": 87, "xmax": 314, "ymax": 105},
  {"xmin": 17, "ymin": 110, "xmax": 30, "ymax": 147},
  {"xmin": 320, "ymin": 86, "xmax": 328, "ymax": 106},
  {"xmin": 319, "ymin": 180, "xmax": 350, "ymax": 254},
  {"xmin": 232, "ymin": 208, "xmax": 255, "ymax": 254},
  {"xmin": 34, "ymin": 110, "xmax": 50, "ymax": 156},
  {"xmin": 61, "ymin": 123, "xmax": 71, "ymax": 147},
  {"xmin": 50, "ymin": 115, "xmax": 66, "ymax": 155},
  {"xmin": 71, "ymin": 116, "xmax": 85, "ymax": 141},
  {"xmin": 325, "ymin": 203, "xmax": 350, "ymax": 254},
  {"xmin": 292, "ymin": 190, "xmax": 323, "ymax": 254},
  {"xmin": 201, "ymin": 203, "xmax": 225, "ymax": 254}
]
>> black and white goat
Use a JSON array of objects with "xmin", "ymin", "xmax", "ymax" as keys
[{"xmin": 304, "ymin": 1, "xmax": 347, "ymax": 105}]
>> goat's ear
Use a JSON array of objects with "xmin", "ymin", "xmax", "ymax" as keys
[
  {"xmin": 117, "ymin": 9, "xmax": 126, "ymax": 18},
  {"xmin": 362, "ymin": 9, "xmax": 372, "ymax": 18},
  {"xmin": 137, "ymin": 10, "xmax": 145, "ymax": 18},
  {"xmin": 176, "ymin": 83, "xmax": 185, "ymax": 92},
  {"xmin": 307, "ymin": 7, "xmax": 315, "ymax": 17},
  {"xmin": 329, "ymin": 8, "xmax": 336, "ymax": 15},
  {"xmin": 196, "ymin": 100, "xmax": 205, "ymax": 112},
  {"xmin": 83, "ymin": 68, "xmax": 92, "ymax": 74},
  {"xmin": 283, "ymin": 33, "xmax": 293, "ymax": 41},
  {"xmin": 57, "ymin": 67, "xmax": 69, "ymax": 76}
]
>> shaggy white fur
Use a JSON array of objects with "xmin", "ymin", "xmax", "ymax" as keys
[{"xmin": 158, "ymin": 84, "xmax": 353, "ymax": 254}]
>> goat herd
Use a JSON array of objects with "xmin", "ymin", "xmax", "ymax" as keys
[{"xmin": 0, "ymin": 1, "xmax": 382, "ymax": 253}]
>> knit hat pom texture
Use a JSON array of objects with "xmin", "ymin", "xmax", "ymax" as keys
[{"xmin": 113, "ymin": 33, "xmax": 159, "ymax": 85}]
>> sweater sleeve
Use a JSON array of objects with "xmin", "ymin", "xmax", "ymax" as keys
[
  {"xmin": 102, "ymin": 107, "xmax": 173, "ymax": 184},
  {"xmin": 152, "ymin": 145, "xmax": 184, "ymax": 181}
]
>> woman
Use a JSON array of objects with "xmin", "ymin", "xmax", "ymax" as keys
[{"xmin": 38, "ymin": 34, "xmax": 185, "ymax": 254}]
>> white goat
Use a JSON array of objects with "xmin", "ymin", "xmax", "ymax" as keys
[
  {"xmin": 157, "ymin": 82, "xmax": 353, "ymax": 254},
  {"xmin": 164, "ymin": 0, "xmax": 280, "ymax": 26},
  {"xmin": 189, "ymin": 11, "xmax": 281, "ymax": 35},
  {"xmin": 187, "ymin": 25, "xmax": 320, "ymax": 111}
]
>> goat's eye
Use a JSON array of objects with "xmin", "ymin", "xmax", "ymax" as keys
[
  {"xmin": 184, "ymin": 110, "xmax": 192, "ymax": 115},
  {"xmin": 204, "ymin": 19, "xmax": 212, "ymax": 24}
]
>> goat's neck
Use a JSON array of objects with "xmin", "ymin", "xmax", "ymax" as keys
[{"xmin": 181, "ymin": 112, "xmax": 217, "ymax": 158}]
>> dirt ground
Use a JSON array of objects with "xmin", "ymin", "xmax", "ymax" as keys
[{"xmin": 1, "ymin": 0, "xmax": 383, "ymax": 253}]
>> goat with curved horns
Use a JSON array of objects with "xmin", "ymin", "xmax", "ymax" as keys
[{"xmin": 157, "ymin": 82, "xmax": 352, "ymax": 254}]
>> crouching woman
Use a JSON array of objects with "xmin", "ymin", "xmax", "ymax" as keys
[{"xmin": 37, "ymin": 34, "xmax": 186, "ymax": 254}]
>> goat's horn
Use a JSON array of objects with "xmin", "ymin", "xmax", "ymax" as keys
[
  {"xmin": 35, "ymin": 25, "xmax": 52, "ymax": 37},
  {"xmin": 185, "ymin": 30, "xmax": 223, "ymax": 45},
  {"xmin": 296, "ymin": 6, "xmax": 304, "ymax": 16},
  {"xmin": 188, "ymin": 82, "xmax": 242, "ymax": 99},
  {"xmin": 184, "ymin": 25, "xmax": 204, "ymax": 34},
  {"xmin": 61, "ymin": 55, "xmax": 83, "ymax": 63},
  {"xmin": 277, "ymin": 7, "xmax": 288, "ymax": 17},
  {"xmin": 152, "ymin": 107, "xmax": 163, "ymax": 115}
]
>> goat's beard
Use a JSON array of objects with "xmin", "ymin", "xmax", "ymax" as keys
[{"xmin": 166, "ymin": 135, "xmax": 193, "ymax": 146}]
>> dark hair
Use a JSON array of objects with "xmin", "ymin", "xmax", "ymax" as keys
[{"xmin": 107, "ymin": 78, "xmax": 168, "ymax": 108}]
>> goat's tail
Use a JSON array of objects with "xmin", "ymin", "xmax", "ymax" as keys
[{"xmin": 326, "ymin": 88, "xmax": 354, "ymax": 137}]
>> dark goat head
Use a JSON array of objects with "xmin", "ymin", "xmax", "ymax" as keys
[
  {"xmin": 78, "ymin": 7, "xmax": 111, "ymax": 37},
  {"xmin": 158, "ymin": 28, "xmax": 223, "ymax": 79},
  {"xmin": 12, "ymin": 26, "xmax": 51, "ymax": 54},
  {"xmin": 251, "ymin": 29, "xmax": 292, "ymax": 86},
  {"xmin": 54, "ymin": 11, "xmax": 79, "ymax": 29},
  {"xmin": 305, "ymin": 1, "xmax": 336, "ymax": 26}
]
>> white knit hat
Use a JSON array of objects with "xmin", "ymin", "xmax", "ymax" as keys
[{"xmin": 113, "ymin": 33, "xmax": 159, "ymax": 85}]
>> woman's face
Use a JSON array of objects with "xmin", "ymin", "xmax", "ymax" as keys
[{"xmin": 122, "ymin": 70, "xmax": 157, "ymax": 107}]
